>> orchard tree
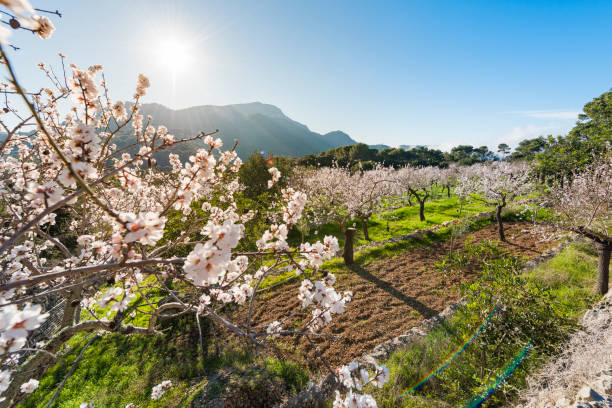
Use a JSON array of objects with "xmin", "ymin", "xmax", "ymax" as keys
[
  {"xmin": 0, "ymin": 3, "xmax": 388, "ymax": 405},
  {"xmin": 295, "ymin": 165, "xmax": 396, "ymax": 241},
  {"xmin": 457, "ymin": 162, "xmax": 533, "ymax": 241},
  {"xmin": 293, "ymin": 164, "xmax": 352, "ymax": 233},
  {"xmin": 344, "ymin": 165, "xmax": 396, "ymax": 241},
  {"xmin": 546, "ymin": 154, "xmax": 612, "ymax": 294},
  {"xmin": 438, "ymin": 164, "xmax": 460, "ymax": 198},
  {"xmin": 396, "ymin": 166, "xmax": 439, "ymax": 222}
]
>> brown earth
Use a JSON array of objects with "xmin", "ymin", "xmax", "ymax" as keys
[{"xmin": 247, "ymin": 222, "xmax": 554, "ymax": 372}]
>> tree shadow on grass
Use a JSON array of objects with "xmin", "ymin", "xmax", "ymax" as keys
[{"xmin": 348, "ymin": 265, "xmax": 438, "ymax": 319}]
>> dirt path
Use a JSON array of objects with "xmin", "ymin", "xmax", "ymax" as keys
[{"xmin": 250, "ymin": 222, "xmax": 554, "ymax": 370}]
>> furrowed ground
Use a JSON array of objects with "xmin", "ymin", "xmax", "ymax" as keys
[{"xmin": 252, "ymin": 221, "xmax": 555, "ymax": 370}]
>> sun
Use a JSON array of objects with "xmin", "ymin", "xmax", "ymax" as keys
[{"xmin": 158, "ymin": 39, "xmax": 192, "ymax": 74}]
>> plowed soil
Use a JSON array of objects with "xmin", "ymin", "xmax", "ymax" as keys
[{"xmin": 249, "ymin": 222, "xmax": 553, "ymax": 371}]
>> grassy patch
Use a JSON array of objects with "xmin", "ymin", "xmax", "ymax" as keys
[
  {"xmin": 290, "ymin": 196, "xmax": 491, "ymax": 248},
  {"xmin": 20, "ymin": 316, "xmax": 308, "ymax": 407},
  {"xmin": 525, "ymin": 240, "xmax": 600, "ymax": 319}
]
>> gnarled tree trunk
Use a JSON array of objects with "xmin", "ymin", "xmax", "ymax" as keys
[
  {"xmin": 496, "ymin": 204, "xmax": 506, "ymax": 241},
  {"xmin": 361, "ymin": 217, "xmax": 370, "ymax": 241},
  {"xmin": 419, "ymin": 200, "xmax": 426, "ymax": 222},
  {"xmin": 596, "ymin": 242, "xmax": 611, "ymax": 295}
]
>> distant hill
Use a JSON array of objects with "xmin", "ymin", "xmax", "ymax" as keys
[
  {"xmin": 369, "ymin": 144, "xmax": 391, "ymax": 150},
  {"xmin": 123, "ymin": 102, "xmax": 356, "ymax": 163},
  {"xmin": 400, "ymin": 144, "xmax": 427, "ymax": 150}
]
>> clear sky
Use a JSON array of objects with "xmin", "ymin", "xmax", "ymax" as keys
[{"xmin": 8, "ymin": 0, "xmax": 612, "ymax": 150}]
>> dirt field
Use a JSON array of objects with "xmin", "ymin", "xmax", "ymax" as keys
[{"xmin": 249, "ymin": 222, "xmax": 554, "ymax": 371}]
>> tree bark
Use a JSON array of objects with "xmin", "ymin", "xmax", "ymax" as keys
[
  {"xmin": 596, "ymin": 242, "xmax": 611, "ymax": 295},
  {"xmin": 496, "ymin": 204, "xmax": 506, "ymax": 241},
  {"xmin": 419, "ymin": 200, "xmax": 426, "ymax": 222},
  {"xmin": 343, "ymin": 228, "xmax": 356, "ymax": 265},
  {"xmin": 361, "ymin": 217, "xmax": 370, "ymax": 241},
  {"xmin": 60, "ymin": 287, "xmax": 82, "ymax": 329}
]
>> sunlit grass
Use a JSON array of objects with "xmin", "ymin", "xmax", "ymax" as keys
[
  {"xmin": 20, "ymin": 316, "xmax": 308, "ymax": 407},
  {"xmin": 291, "ymin": 195, "xmax": 491, "ymax": 248}
]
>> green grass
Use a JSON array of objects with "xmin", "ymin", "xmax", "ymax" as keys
[
  {"xmin": 20, "ymin": 316, "xmax": 308, "ymax": 407},
  {"xmin": 290, "ymin": 196, "xmax": 491, "ymax": 248},
  {"xmin": 368, "ymin": 241, "xmax": 600, "ymax": 407},
  {"xmin": 525, "ymin": 240, "xmax": 601, "ymax": 319}
]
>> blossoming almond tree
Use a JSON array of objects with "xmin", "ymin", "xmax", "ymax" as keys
[
  {"xmin": 438, "ymin": 163, "xmax": 460, "ymax": 198},
  {"xmin": 545, "ymin": 154, "xmax": 612, "ymax": 294},
  {"xmin": 293, "ymin": 164, "xmax": 352, "ymax": 233},
  {"xmin": 395, "ymin": 165, "xmax": 440, "ymax": 222},
  {"xmin": 295, "ymin": 165, "xmax": 397, "ymax": 241},
  {"xmin": 344, "ymin": 165, "xmax": 396, "ymax": 241},
  {"xmin": 0, "ymin": 3, "xmax": 387, "ymax": 405},
  {"xmin": 456, "ymin": 161, "xmax": 533, "ymax": 241}
]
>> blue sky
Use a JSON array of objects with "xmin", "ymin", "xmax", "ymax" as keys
[{"xmin": 7, "ymin": 0, "xmax": 612, "ymax": 150}]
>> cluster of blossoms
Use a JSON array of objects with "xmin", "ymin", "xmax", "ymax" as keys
[
  {"xmin": 0, "ymin": 300, "xmax": 47, "ymax": 400},
  {"xmin": 268, "ymin": 166, "xmax": 281, "ymax": 188},
  {"xmin": 298, "ymin": 273, "xmax": 353, "ymax": 333},
  {"xmin": 151, "ymin": 380, "xmax": 172, "ymax": 400},
  {"xmin": 19, "ymin": 378, "xmax": 38, "ymax": 394},
  {"xmin": 333, "ymin": 363, "xmax": 390, "ymax": 408},
  {"xmin": 265, "ymin": 271, "xmax": 351, "ymax": 335},
  {"xmin": 0, "ymin": 0, "xmax": 55, "ymax": 44},
  {"xmin": 299, "ymin": 236, "xmax": 340, "ymax": 269},
  {"xmin": 0, "ymin": 302, "xmax": 48, "ymax": 355}
]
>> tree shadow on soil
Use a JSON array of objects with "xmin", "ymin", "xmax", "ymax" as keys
[
  {"xmin": 504, "ymin": 238, "xmax": 541, "ymax": 255},
  {"xmin": 348, "ymin": 265, "xmax": 438, "ymax": 318}
]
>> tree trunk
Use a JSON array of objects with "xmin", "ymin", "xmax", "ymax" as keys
[
  {"xmin": 343, "ymin": 228, "xmax": 356, "ymax": 265},
  {"xmin": 60, "ymin": 287, "xmax": 82, "ymax": 328},
  {"xmin": 419, "ymin": 200, "xmax": 425, "ymax": 222},
  {"xmin": 446, "ymin": 185, "xmax": 451, "ymax": 198},
  {"xmin": 596, "ymin": 242, "xmax": 611, "ymax": 295},
  {"xmin": 338, "ymin": 218, "xmax": 346, "ymax": 234},
  {"xmin": 361, "ymin": 217, "xmax": 370, "ymax": 241},
  {"xmin": 496, "ymin": 204, "xmax": 505, "ymax": 241}
]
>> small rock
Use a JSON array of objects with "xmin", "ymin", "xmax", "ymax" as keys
[
  {"xmin": 590, "ymin": 376, "xmax": 612, "ymax": 396},
  {"xmin": 555, "ymin": 397, "xmax": 571, "ymax": 407},
  {"xmin": 577, "ymin": 386, "xmax": 604, "ymax": 402}
]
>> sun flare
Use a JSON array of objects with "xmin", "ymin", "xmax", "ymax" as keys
[{"xmin": 158, "ymin": 38, "xmax": 192, "ymax": 75}]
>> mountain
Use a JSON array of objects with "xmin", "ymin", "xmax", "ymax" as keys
[{"xmin": 127, "ymin": 102, "xmax": 356, "ymax": 161}]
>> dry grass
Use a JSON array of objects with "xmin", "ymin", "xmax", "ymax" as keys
[{"xmin": 517, "ymin": 291, "xmax": 612, "ymax": 407}]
